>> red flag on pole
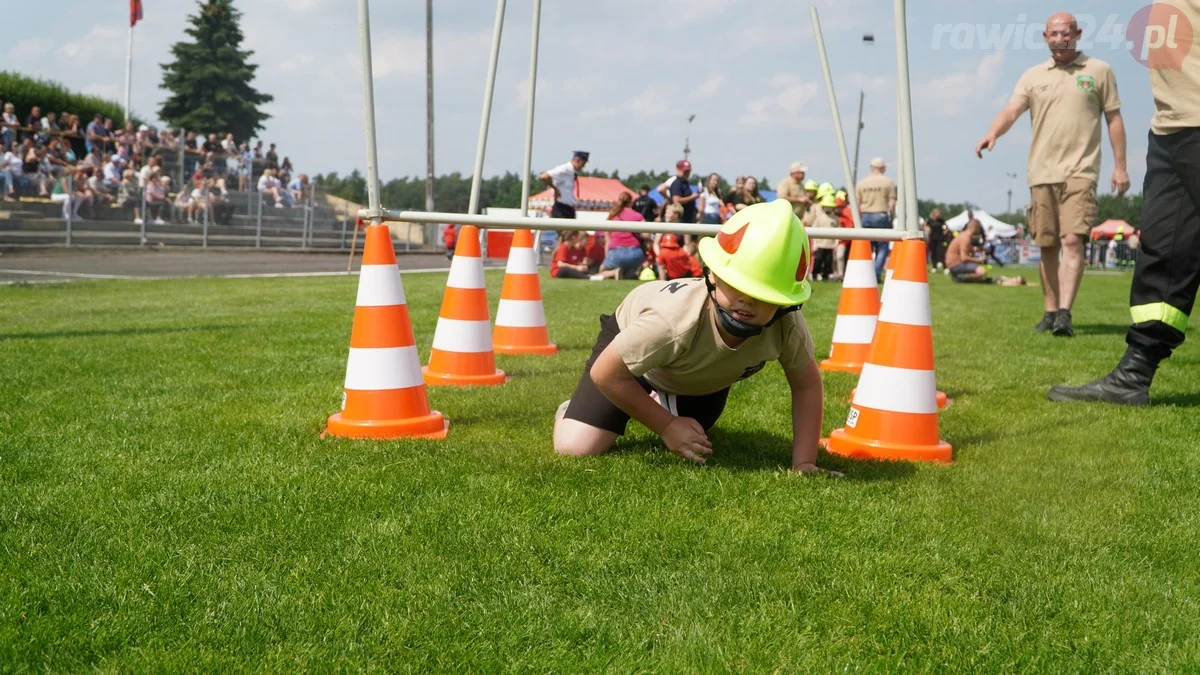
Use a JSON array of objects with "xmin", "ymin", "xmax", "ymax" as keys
[{"xmin": 130, "ymin": 0, "xmax": 144, "ymax": 27}]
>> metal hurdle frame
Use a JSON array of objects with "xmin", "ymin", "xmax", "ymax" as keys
[{"xmin": 352, "ymin": 0, "xmax": 923, "ymax": 243}]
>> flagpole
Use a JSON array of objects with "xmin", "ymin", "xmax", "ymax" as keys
[{"xmin": 124, "ymin": 22, "xmax": 134, "ymax": 125}]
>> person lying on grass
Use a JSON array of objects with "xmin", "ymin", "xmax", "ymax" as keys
[{"xmin": 553, "ymin": 199, "xmax": 842, "ymax": 476}]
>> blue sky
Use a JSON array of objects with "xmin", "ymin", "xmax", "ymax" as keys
[{"xmin": 4, "ymin": 0, "xmax": 1160, "ymax": 213}]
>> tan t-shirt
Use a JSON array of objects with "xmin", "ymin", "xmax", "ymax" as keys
[
  {"xmin": 855, "ymin": 173, "xmax": 896, "ymax": 213},
  {"xmin": 775, "ymin": 177, "xmax": 810, "ymax": 217},
  {"xmin": 1149, "ymin": 0, "xmax": 1200, "ymax": 135},
  {"xmin": 610, "ymin": 279, "xmax": 815, "ymax": 396},
  {"xmin": 1012, "ymin": 53, "xmax": 1121, "ymax": 186}
]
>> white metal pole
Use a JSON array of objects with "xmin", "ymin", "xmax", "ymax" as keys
[
  {"xmin": 357, "ymin": 0, "xmax": 383, "ymax": 221},
  {"xmin": 383, "ymin": 209, "xmax": 920, "ymax": 242},
  {"xmin": 519, "ymin": 0, "xmax": 542, "ymax": 218},
  {"xmin": 124, "ymin": 26, "xmax": 134, "ymax": 126},
  {"xmin": 810, "ymin": 7, "xmax": 861, "ymax": 228},
  {"xmin": 894, "ymin": 0, "xmax": 919, "ymax": 232},
  {"xmin": 894, "ymin": 92, "xmax": 905, "ymax": 231},
  {"xmin": 468, "ymin": 0, "xmax": 507, "ymax": 216}
]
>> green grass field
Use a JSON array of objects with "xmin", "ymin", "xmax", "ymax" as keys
[{"xmin": 2, "ymin": 265, "xmax": 1199, "ymax": 671}]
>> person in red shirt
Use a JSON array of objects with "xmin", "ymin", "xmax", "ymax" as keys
[
  {"xmin": 656, "ymin": 233, "xmax": 703, "ymax": 280},
  {"xmin": 442, "ymin": 223, "xmax": 457, "ymax": 259},
  {"xmin": 834, "ymin": 190, "xmax": 855, "ymax": 277},
  {"xmin": 585, "ymin": 233, "xmax": 606, "ymax": 274},
  {"xmin": 551, "ymin": 230, "xmax": 590, "ymax": 279}
]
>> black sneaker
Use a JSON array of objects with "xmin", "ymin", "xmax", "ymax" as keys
[
  {"xmin": 1052, "ymin": 309, "xmax": 1074, "ymax": 337},
  {"xmin": 1033, "ymin": 311, "xmax": 1056, "ymax": 333}
]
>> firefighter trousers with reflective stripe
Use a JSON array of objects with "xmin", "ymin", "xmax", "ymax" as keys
[{"xmin": 1128, "ymin": 128, "xmax": 1200, "ymax": 360}]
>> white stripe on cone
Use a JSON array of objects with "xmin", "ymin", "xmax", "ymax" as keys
[
  {"xmin": 355, "ymin": 264, "xmax": 407, "ymax": 307},
  {"xmin": 841, "ymin": 260, "xmax": 878, "ymax": 289},
  {"xmin": 878, "ymin": 280, "xmax": 932, "ymax": 326},
  {"xmin": 880, "ymin": 269, "xmax": 896, "ymax": 304},
  {"xmin": 446, "ymin": 254, "xmax": 486, "ymax": 289},
  {"xmin": 851, "ymin": 363, "xmax": 938, "ymax": 414},
  {"xmin": 495, "ymin": 299, "xmax": 547, "ymax": 328},
  {"xmin": 830, "ymin": 314, "xmax": 878, "ymax": 344},
  {"xmin": 504, "ymin": 247, "xmax": 538, "ymax": 275},
  {"xmin": 343, "ymin": 345, "xmax": 424, "ymax": 390},
  {"xmin": 431, "ymin": 318, "xmax": 494, "ymax": 352}
]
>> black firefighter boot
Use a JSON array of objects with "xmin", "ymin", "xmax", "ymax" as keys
[{"xmin": 1046, "ymin": 346, "xmax": 1161, "ymax": 406}]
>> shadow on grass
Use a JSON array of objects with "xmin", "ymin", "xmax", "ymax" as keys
[
  {"xmin": 1072, "ymin": 323, "xmax": 1129, "ymax": 337},
  {"xmin": 1152, "ymin": 391, "xmax": 1200, "ymax": 407},
  {"xmin": 0, "ymin": 324, "xmax": 235, "ymax": 341},
  {"xmin": 609, "ymin": 428, "xmax": 919, "ymax": 481}
]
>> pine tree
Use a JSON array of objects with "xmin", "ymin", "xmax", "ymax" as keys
[{"xmin": 158, "ymin": 0, "xmax": 272, "ymax": 141}]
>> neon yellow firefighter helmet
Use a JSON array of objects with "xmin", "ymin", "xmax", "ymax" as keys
[
  {"xmin": 817, "ymin": 182, "xmax": 836, "ymax": 199},
  {"xmin": 804, "ymin": 179, "xmax": 819, "ymax": 192},
  {"xmin": 697, "ymin": 199, "xmax": 811, "ymax": 306}
]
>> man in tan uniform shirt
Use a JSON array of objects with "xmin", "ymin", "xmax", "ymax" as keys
[
  {"xmin": 776, "ymin": 162, "xmax": 811, "ymax": 219},
  {"xmin": 1050, "ymin": 0, "xmax": 1200, "ymax": 405},
  {"xmin": 977, "ymin": 11, "xmax": 1128, "ymax": 338},
  {"xmin": 854, "ymin": 157, "xmax": 897, "ymax": 279}
]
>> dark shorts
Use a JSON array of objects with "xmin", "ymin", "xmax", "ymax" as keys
[
  {"xmin": 949, "ymin": 261, "xmax": 980, "ymax": 279},
  {"xmin": 564, "ymin": 314, "xmax": 730, "ymax": 435},
  {"xmin": 551, "ymin": 201, "xmax": 576, "ymax": 219}
]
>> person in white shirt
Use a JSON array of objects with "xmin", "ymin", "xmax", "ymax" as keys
[{"xmin": 538, "ymin": 150, "xmax": 588, "ymax": 219}]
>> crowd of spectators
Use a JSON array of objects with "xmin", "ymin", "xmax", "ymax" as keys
[{"xmin": 0, "ymin": 99, "xmax": 308, "ymax": 224}]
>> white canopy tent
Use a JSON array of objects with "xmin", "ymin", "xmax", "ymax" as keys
[{"xmin": 945, "ymin": 209, "xmax": 1019, "ymax": 240}]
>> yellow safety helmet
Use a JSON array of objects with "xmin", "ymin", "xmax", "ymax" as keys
[{"xmin": 697, "ymin": 199, "xmax": 811, "ymax": 306}]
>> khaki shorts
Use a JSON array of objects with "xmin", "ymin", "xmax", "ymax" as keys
[{"xmin": 1028, "ymin": 179, "xmax": 1098, "ymax": 248}]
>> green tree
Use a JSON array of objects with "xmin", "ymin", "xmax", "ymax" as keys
[{"xmin": 158, "ymin": 0, "xmax": 272, "ymax": 140}]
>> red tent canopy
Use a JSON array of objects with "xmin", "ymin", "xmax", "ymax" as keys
[
  {"xmin": 529, "ymin": 176, "xmax": 638, "ymax": 211},
  {"xmin": 1091, "ymin": 219, "xmax": 1138, "ymax": 240}
]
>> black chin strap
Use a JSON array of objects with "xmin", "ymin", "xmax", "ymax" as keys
[{"xmin": 702, "ymin": 269, "xmax": 802, "ymax": 339}]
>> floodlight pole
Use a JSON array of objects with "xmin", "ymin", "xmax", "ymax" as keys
[
  {"xmin": 468, "ymin": 0, "xmax": 507, "ymax": 216},
  {"xmin": 519, "ymin": 0, "xmax": 542, "ymax": 218},
  {"xmin": 356, "ymin": 0, "xmax": 382, "ymax": 223},
  {"xmin": 894, "ymin": 0, "xmax": 919, "ymax": 232},
  {"xmin": 810, "ymin": 7, "xmax": 862, "ymax": 228},
  {"xmin": 851, "ymin": 90, "xmax": 864, "ymax": 186},
  {"xmin": 425, "ymin": 0, "xmax": 435, "ymax": 214}
]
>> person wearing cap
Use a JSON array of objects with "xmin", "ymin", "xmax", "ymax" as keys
[
  {"xmin": 855, "ymin": 157, "xmax": 898, "ymax": 279},
  {"xmin": 553, "ymin": 199, "xmax": 841, "ymax": 476},
  {"xmin": 976, "ymin": 12, "xmax": 1127, "ymax": 338},
  {"xmin": 668, "ymin": 159, "xmax": 699, "ymax": 225},
  {"xmin": 775, "ymin": 162, "xmax": 811, "ymax": 219},
  {"xmin": 655, "ymin": 233, "xmax": 702, "ymax": 281},
  {"xmin": 539, "ymin": 150, "xmax": 588, "ymax": 219}
]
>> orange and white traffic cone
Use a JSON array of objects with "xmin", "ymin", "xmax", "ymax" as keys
[
  {"xmin": 493, "ymin": 229, "xmax": 557, "ymax": 355},
  {"xmin": 826, "ymin": 238, "xmax": 952, "ymax": 463},
  {"xmin": 423, "ymin": 224, "xmax": 507, "ymax": 386},
  {"xmin": 325, "ymin": 225, "xmax": 448, "ymax": 439},
  {"xmin": 855, "ymin": 239, "xmax": 950, "ymax": 409},
  {"xmin": 820, "ymin": 239, "xmax": 880, "ymax": 374}
]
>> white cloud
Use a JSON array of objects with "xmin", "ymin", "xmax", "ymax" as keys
[
  {"xmin": 366, "ymin": 30, "xmax": 490, "ymax": 80},
  {"xmin": 691, "ymin": 74, "xmax": 728, "ymax": 101},
  {"xmin": 6, "ymin": 37, "xmax": 55, "ymax": 62},
  {"xmin": 81, "ymin": 83, "xmax": 121, "ymax": 100},
  {"xmin": 59, "ymin": 25, "xmax": 123, "ymax": 60},
  {"xmin": 279, "ymin": 54, "xmax": 314, "ymax": 72},
  {"xmin": 737, "ymin": 74, "xmax": 821, "ymax": 128},
  {"xmin": 915, "ymin": 51, "xmax": 1007, "ymax": 117}
]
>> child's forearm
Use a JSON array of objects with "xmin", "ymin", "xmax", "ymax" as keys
[
  {"xmin": 590, "ymin": 346, "xmax": 675, "ymax": 435},
  {"xmin": 787, "ymin": 362, "xmax": 824, "ymax": 469}
]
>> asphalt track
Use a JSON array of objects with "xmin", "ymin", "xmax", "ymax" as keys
[{"xmin": 0, "ymin": 249, "xmax": 507, "ymax": 284}]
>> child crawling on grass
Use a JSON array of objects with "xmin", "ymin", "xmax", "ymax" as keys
[{"xmin": 553, "ymin": 200, "xmax": 841, "ymax": 476}]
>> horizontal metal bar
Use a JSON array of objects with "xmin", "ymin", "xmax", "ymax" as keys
[{"xmin": 379, "ymin": 210, "xmax": 924, "ymax": 242}]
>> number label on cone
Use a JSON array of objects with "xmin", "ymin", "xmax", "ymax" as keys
[{"xmin": 846, "ymin": 407, "xmax": 860, "ymax": 428}]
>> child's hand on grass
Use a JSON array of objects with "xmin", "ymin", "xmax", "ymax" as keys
[
  {"xmin": 793, "ymin": 462, "xmax": 845, "ymax": 478},
  {"xmin": 661, "ymin": 417, "xmax": 712, "ymax": 465}
]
